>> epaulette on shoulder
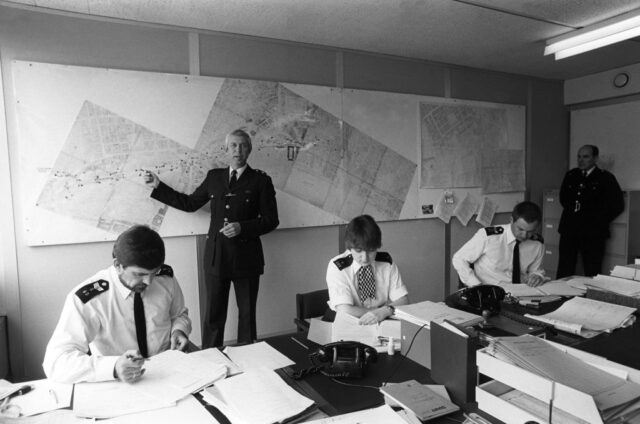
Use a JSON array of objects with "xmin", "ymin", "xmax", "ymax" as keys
[
  {"xmin": 75, "ymin": 279, "xmax": 109, "ymax": 304},
  {"xmin": 375, "ymin": 251, "xmax": 392, "ymax": 264},
  {"xmin": 484, "ymin": 226, "xmax": 504, "ymax": 236},
  {"xmin": 333, "ymin": 255, "xmax": 353, "ymax": 270},
  {"xmin": 157, "ymin": 264, "xmax": 174, "ymax": 277},
  {"xmin": 530, "ymin": 233, "xmax": 544, "ymax": 243},
  {"xmin": 254, "ymin": 168, "xmax": 267, "ymax": 175}
]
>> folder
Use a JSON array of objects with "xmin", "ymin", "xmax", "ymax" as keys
[{"xmin": 430, "ymin": 320, "xmax": 478, "ymax": 405}]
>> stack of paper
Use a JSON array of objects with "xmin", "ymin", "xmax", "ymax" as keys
[
  {"xmin": 524, "ymin": 297, "xmax": 636, "ymax": 338},
  {"xmin": 301, "ymin": 404, "xmax": 408, "ymax": 424},
  {"xmin": 223, "ymin": 341, "xmax": 295, "ymax": 371},
  {"xmin": 201, "ymin": 367, "xmax": 316, "ymax": 424},
  {"xmin": 394, "ymin": 300, "xmax": 483, "ymax": 328},
  {"xmin": 73, "ymin": 349, "xmax": 228, "ymax": 418},
  {"xmin": 499, "ymin": 280, "xmax": 585, "ymax": 298},
  {"xmin": 611, "ymin": 264, "xmax": 640, "ymax": 281},
  {"xmin": 379, "ymin": 380, "xmax": 458, "ymax": 421},
  {"xmin": 486, "ymin": 335, "xmax": 640, "ymax": 423},
  {"xmin": 588, "ymin": 274, "xmax": 640, "ymax": 297}
]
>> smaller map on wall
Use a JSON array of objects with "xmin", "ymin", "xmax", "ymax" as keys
[{"xmin": 419, "ymin": 98, "xmax": 525, "ymax": 193}]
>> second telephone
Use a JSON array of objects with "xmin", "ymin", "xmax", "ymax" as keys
[{"xmin": 310, "ymin": 341, "xmax": 377, "ymax": 379}]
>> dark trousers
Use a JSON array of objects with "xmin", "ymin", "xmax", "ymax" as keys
[
  {"xmin": 201, "ymin": 273, "xmax": 260, "ymax": 348},
  {"xmin": 556, "ymin": 233, "xmax": 606, "ymax": 278}
]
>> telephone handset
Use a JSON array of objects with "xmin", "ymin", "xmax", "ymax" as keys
[
  {"xmin": 445, "ymin": 284, "xmax": 506, "ymax": 315},
  {"xmin": 309, "ymin": 341, "xmax": 377, "ymax": 379}
]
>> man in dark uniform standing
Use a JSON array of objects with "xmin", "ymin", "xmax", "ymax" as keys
[
  {"xmin": 145, "ymin": 129, "xmax": 279, "ymax": 347},
  {"xmin": 556, "ymin": 145, "xmax": 624, "ymax": 278}
]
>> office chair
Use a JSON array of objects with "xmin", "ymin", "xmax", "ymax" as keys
[{"xmin": 294, "ymin": 288, "xmax": 334, "ymax": 332}]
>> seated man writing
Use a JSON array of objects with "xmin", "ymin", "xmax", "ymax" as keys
[
  {"xmin": 43, "ymin": 225, "xmax": 192, "ymax": 384},
  {"xmin": 452, "ymin": 201, "xmax": 546, "ymax": 288},
  {"xmin": 326, "ymin": 215, "xmax": 409, "ymax": 325}
]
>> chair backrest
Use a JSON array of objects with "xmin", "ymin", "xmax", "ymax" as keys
[{"xmin": 295, "ymin": 288, "xmax": 330, "ymax": 321}]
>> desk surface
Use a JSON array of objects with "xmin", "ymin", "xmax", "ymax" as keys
[{"xmin": 262, "ymin": 333, "xmax": 478, "ymax": 423}]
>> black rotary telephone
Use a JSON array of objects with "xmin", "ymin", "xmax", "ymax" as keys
[
  {"xmin": 445, "ymin": 284, "xmax": 506, "ymax": 315},
  {"xmin": 307, "ymin": 341, "xmax": 378, "ymax": 379}
]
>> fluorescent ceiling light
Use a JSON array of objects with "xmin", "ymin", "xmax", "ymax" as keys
[{"xmin": 545, "ymin": 8, "xmax": 640, "ymax": 60}]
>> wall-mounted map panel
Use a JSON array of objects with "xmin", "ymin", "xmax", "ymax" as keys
[{"xmin": 12, "ymin": 61, "xmax": 524, "ymax": 246}]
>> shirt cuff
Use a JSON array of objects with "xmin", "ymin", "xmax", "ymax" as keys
[
  {"xmin": 329, "ymin": 294, "xmax": 354, "ymax": 310},
  {"xmin": 95, "ymin": 356, "xmax": 119, "ymax": 382}
]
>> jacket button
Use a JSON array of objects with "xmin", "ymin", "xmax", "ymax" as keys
[
  {"xmin": 225, "ymin": 205, "xmax": 230, "ymax": 209},
  {"xmin": 210, "ymin": 195, "xmax": 214, "ymax": 198}
]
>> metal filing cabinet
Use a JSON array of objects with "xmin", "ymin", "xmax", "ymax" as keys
[{"xmin": 542, "ymin": 189, "xmax": 640, "ymax": 279}]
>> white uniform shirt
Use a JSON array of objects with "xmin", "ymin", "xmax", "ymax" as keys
[
  {"xmin": 452, "ymin": 224, "xmax": 545, "ymax": 287},
  {"xmin": 43, "ymin": 265, "xmax": 191, "ymax": 383},
  {"xmin": 326, "ymin": 250, "xmax": 408, "ymax": 310}
]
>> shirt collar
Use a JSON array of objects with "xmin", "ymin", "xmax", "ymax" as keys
[
  {"xmin": 344, "ymin": 250, "xmax": 375, "ymax": 273},
  {"xmin": 110, "ymin": 265, "xmax": 137, "ymax": 299},
  {"xmin": 229, "ymin": 164, "xmax": 248, "ymax": 179},
  {"xmin": 505, "ymin": 224, "xmax": 517, "ymax": 245}
]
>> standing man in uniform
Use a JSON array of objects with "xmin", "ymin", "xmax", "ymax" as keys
[
  {"xmin": 452, "ymin": 201, "xmax": 546, "ymax": 287},
  {"xmin": 145, "ymin": 129, "xmax": 279, "ymax": 347},
  {"xmin": 556, "ymin": 145, "xmax": 624, "ymax": 278}
]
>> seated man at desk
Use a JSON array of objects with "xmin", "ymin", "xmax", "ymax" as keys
[
  {"xmin": 43, "ymin": 225, "xmax": 192, "ymax": 384},
  {"xmin": 326, "ymin": 215, "xmax": 409, "ymax": 325},
  {"xmin": 452, "ymin": 201, "xmax": 546, "ymax": 288}
]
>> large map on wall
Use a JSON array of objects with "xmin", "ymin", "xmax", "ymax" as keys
[{"xmin": 13, "ymin": 61, "xmax": 524, "ymax": 246}]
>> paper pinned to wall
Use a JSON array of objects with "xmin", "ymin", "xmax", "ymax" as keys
[
  {"xmin": 453, "ymin": 192, "xmax": 479, "ymax": 226},
  {"xmin": 476, "ymin": 197, "xmax": 497, "ymax": 227},
  {"xmin": 435, "ymin": 190, "xmax": 456, "ymax": 223}
]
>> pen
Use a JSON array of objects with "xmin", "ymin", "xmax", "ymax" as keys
[
  {"xmin": 2, "ymin": 385, "xmax": 33, "ymax": 400},
  {"xmin": 290, "ymin": 336, "xmax": 309, "ymax": 350},
  {"xmin": 49, "ymin": 389, "xmax": 58, "ymax": 405}
]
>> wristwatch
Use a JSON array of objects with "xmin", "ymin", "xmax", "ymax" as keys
[{"xmin": 387, "ymin": 304, "xmax": 396, "ymax": 316}]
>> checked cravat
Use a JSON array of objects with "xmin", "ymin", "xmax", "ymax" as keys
[{"xmin": 356, "ymin": 265, "xmax": 376, "ymax": 303}]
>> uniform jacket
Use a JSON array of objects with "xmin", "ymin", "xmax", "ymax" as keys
[
  {"xmin": 559, "ymin": 166, "xmax": 624, "ymax": 239},
  {"xmin": 152, "ymin": 166, "xmax": 279, "ymax": 278}
]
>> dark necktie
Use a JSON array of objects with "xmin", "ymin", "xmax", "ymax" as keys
[
  {"xmin": 134, "ymin": 292, "xmax": 148, "ymax": 358},
  {"xmin": 356, "ymin": 265, "xmax": 376, "ymax": 303},
  {"xmin": 229, "ymin": 169, "xmax": 237, "ymax": 188},
  {"xmin": 512, "ymin": 240, "xmax": 521, "ymax": 284}
]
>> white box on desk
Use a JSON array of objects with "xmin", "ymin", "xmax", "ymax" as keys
[{"xmin": 476, "ymin": 341, "xmax": 640, "ymax": 424}]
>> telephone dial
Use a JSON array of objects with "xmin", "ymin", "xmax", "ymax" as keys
[
  {"xmin": 305, "ymin": 341, "xmax": 377, "ymax": 379},
  {"xmin": 445, "ymin": 284, "xmax": 506, "ymax": 315}
]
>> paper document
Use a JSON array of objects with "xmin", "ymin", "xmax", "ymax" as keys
[
  {"xmin": 104, "ymin": 395, "xmax": 219, "ymax": 424},
  {"xmin": 395, "ymin": 300, "xmax": 482, "ymax": 328},
  {"xmin": 308, "ymin": 317, "xmax": 333, "ymax": 346},
  {"xmin": 224, "ymin": 341, "xmax": 295, "ymax": 371},
  {"xmin": 73, "ymin": 380, "xmax": 175, "ymax": 418},
  {"xmin": 611, "ymin": 264, "xmax": 640, "ymax": 281},
  {"xmin": 589, "ymin": 274, "xmax": 640, "ymax": 297},
  {"xmin": 331, "ymin": 312, "xmax": 401, "ymax": 352},
  {"xmin": 0, "ymin": 379, "xmax": 72, "ymax": 417},
  {"xmin": 475, "ymin": 196, "xmax": 497, "ymax": 227},
  {"xmin": 188, "ymin": 347, "xmax": 242, "ymax": 376},
  {"xmin": 525, "ymin": 297, "xmax": 636, "ymax": 336},
  {"xmin": 301, "ymin": 404, "xmax": 407, "ymax": 423},
  {"xmin": 453, "ymin": 192, "xmax": 478, "ymax": 226},
  {"xmin": 133, "ymin": 349, "xmax": 227, "ymax": 402},
  {"xmin": 201, "ymin": 367, "xmax": 315, "ymax": 424},
  {"xmin": 499, "ymin": 280, "xmax": 584, "ymax": 298}
]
